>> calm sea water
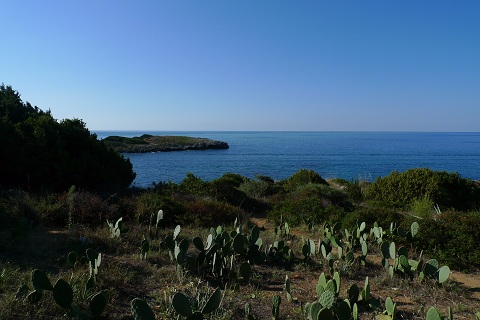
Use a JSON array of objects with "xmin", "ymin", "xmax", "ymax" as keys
[{"xmin": 94, "ymin": 131, "xmax": 480, "ymax": 188}]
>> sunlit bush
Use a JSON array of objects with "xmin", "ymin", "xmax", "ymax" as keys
[
  {"xmin": 282, "ymin": 169, "xmax": 328, "ymax": 193},
  {"xmin": 366, "ymin": 168, "xmax": 480, "ymax": 210}
]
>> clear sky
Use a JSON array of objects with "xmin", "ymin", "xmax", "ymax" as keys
[{"xmin": 2, "ymin": 1, "xmax": 479, "ymax": 131}]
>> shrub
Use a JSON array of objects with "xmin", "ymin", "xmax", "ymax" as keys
[
  {"xmin": 345, "ymin": 180, "xmax": 369, "ymax": 203},
  {"xmin": 183, "ymin": 198, "xmax": 240, "ymax": 227},
  {"xmin": 238, "ymin": 179, "xmax": 272, "ymax": 198},
  {"xmin": 135, "ymin": 191, "xmax": 186, "ymax": 226},
  {"xmin": 0, "ymin": 190, "xmax": 40, "ymax": 228},
  {"xmin": 37, "ymin": 193, "xmax": 69, "ymax": 227},
  {"xmin": 366, "ymin": 168, "xmax": 480, "ymax": 210},
  {"xmin": 282, "ymin": 169, "xmax": 328, "ymax": 193},
  {"xmin": 292, "ymin": 183, "xmax": 354, "ymax": 211},
  {"xmin": 268, "ymin": 197, "xmax": 341, "ymax": 227},
  {"xmin": 410, "ymin": 196, "xmax": 435, "ymax": 218},
  {"xmin": 210, "ymin": 173, "xmax": 247, "ymax": 204},
  {"xmin": 179, "ymin": 173, "xmax": 213, "ymax": 197},
  {"xmin": 68, "ymin": 190, "xmax": 118, "ymax": 227},
  {"xmin": 415, "ymin": 210, "xmax": 480, "ymax": 270},
  {"xmin": 209, "ymin": 173, "xmax": 269, "ymax": 213},
  {"xmin": 210, "ymin": 172, "xmax": 246, "ymax": 189},
  {"xmin": 340, "ymin": 206, "xmax": 403, "ymax": 232}
]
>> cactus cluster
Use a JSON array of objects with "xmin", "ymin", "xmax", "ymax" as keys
[
  {"xmin": 171, "ymin": 287, "xmax": 222, "ymax": 319},
  {"xmin": 24, "ymin": 268, "xmax": 108, "ymax": 317},
  {"xmin": 148, "ymin": 209, "xmax": 164, "ymax": 239},
  {"xmin": 106, "ymin": 217, "xmax": 128, "ymax": 238}
]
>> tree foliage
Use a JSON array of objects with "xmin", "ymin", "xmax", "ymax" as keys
[{"xmin": 0, "ymin": 84, "xmax": 135, "ymax": 192}]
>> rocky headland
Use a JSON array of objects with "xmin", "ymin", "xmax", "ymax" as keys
[{"xmin": 102, "ymin": 134, "xmax": 229, "ymax": 153}]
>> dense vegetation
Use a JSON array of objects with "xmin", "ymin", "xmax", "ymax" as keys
[
  {"xmin": 1, "ymin": 85, "xmax": 480, "ymax": 319},
  {"xmin": 0, "ymin": 84, "xmax": 135, "ymax": 192},
  {"xmin": 366, "ymin": 168, "xmax": 480, "ymax": 211},
  {"xmin": 1, "ymin": 167, "xmax": 480, "ymax": 319}
]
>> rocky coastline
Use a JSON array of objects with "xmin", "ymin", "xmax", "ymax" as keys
[{"xmin": 103, "ymin": 134, "xmax": 229, "ymax": 153}]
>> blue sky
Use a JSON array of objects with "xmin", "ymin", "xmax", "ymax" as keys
[{"xmin": 2, "ymin": 1, "xmax": 479, "ymax": 131}]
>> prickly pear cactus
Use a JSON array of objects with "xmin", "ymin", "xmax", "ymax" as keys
[
  {"xmin": 193, "ymin": 236, "xmax": 204, "ymax": 251},
  {"xmin": 201, "ymin": 287, "xmax": 222, "ymax": 315},
  {"xmin": 67, "ymin": 251, "xmax": 77, "ymax": 267},
  {"xmin": 90, "ymin": 290, "xmax": 108, "ymax": 316},
  {"xmin": 239, "ymin": 262, "xmax": 252, "ymax": 281},
  {"xmin": 27, "ymin": 289, "xmax": 43, "ymax": 304},
  {"xmin": 320, "ymin": 290, "xmax": 335, "ymax": 309},
  {"xmin": 426, "ymin": 306, "xmax": 442, "ymax": 320},
  {"xmin": 336, "ymin": 300, "xmax": 351, "ymax": 320},
  {"xmin": 385, "ymin": 296, "xmax": 396, "ymax": 316},
  {"xmin": 53, "ymin": 279, "xmax": 73, "ymax": 309},
  {"xmin": 410, "ymin": 221, "xmax": 419, "ymax": 238},
  {"xmin": 32, "ymin": 269, "xmax": 53, "ymax": 291},
  {"xmin": 285, "ymin": 275, "xmax": 292, "ymax": 302},
  {"xmin": 438, "ymin": 265, "xmax": 450, "ymax": 284},
  {"xmin": 348, "ymin": 283, "xmax": 359, "ymax": 304},
  {"xmin": 317, "ymin": 307, "xmax": 333, "ymax": 320},
  {"xmin": 272, "ymin": 294, "xmax": 281, "ymax": 319},
  {"xmin": 173, "ymin": 225, "xmax": 181, "ymax": 240},
  {"xmin": 131, "ymin": 298, "xmax": 156, "ymax": 320},
  {"xmin": 172, "ymin": 292, "xmax": 192, "ymax": 317}
]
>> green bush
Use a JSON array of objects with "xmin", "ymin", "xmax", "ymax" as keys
[
  {"xmin": 410, "ymin": 196, "xmax": 435, "ymax": 218},
  {"xmin": 179, "ymin": 173, "xmax": 213, "ymax": 197},
  {"xmin": 183, "ymin": 198, "xmax": 240, "ymax": 227},
  {"xmin": 0, "ymin": 84, "xmax": 135, "ymax": 192},
  {"xmin": 135, "ymin": 191, "xmax": 186, "ymax": 226},
  {"xmin": 415, "ymin": 210, "xmax": 480, "ymax": 270},
  {"xmin": 37, "ymin": 193, "xmax": 69, "ymax": 227},
  {"xmin": 209, "ymin": 173, "xmax": 269, "ymax": 213},
  {"xmin": 210, "ymin": 173, "xmax": 247, "ymax": 204},
  {"xmin": 345, "ymin": 180, "xmax": 368, "ymax": 203},
  {"xmin": 340, "ymin": 206, "xmax": 403, "ymax": 232},
  {"xmin": 238, "ymin": 179, "xmax": 272, "ymax": 198},
  {"xmin": 292, "ymin": 183, "xmax": 354, "ymax": 211},
  {"xmin": 68, "ymin": 190, "xmax": 118, "ymax": 227},
  {"xmin": 0, "ymin": 190, "xmax": 40, "ymax": 228},
  {"xmin": 366, "ymin": 168, "xmax": 480, "ymax": 210},
  {"xmin": 268, "ymin": 197, "xmax": 343, "ymax": 227},
  {"xmin": 282, "ymin": 169, "xmax": 328, "ymax": 193}
]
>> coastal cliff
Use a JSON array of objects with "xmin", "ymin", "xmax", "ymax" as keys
[{"xmin": 103, "ymin": 134, "xmax": 229, "ymax": 153}]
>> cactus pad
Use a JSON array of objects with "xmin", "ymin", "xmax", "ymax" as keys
[
  {"xmin": 438, "ymin": 265, "xmax": 450, "ymax": 284},
  {"xmin": 426, "ymin": 306, "xmax": 442, "ymax": 320},
  {"xmin": 202, "ymin": 287, "xmax": 222, "ymax": 315},
  {"xmin": 53, "ymin": 279, "xmax": 73, "ymax": 309},
  {"xmin": 90, "ymin": 290, "xmax": 108, "ymax": 316},
  {"xmin": 172, "ymin": 292, "xmax": 192, "ymax": 317},
  {"xmin": 131, "ymin": 298, "xmax": 156, "ymax": 320},
  {"xmin": 32, "ymin": 269, "xmax": 53, "ymax": 291},
  {"xmin": 320, "ymin": 290, "xmax": 335, "ymax": 309}
]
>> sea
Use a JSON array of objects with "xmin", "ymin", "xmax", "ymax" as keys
[{"xmin": 93, "ymin": 131, "xmax": 480, "ymax": 188}]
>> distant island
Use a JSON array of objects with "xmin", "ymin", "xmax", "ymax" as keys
[{"xmin": 102, "ymin": 134, "xmax": 229, "ymax": 153}]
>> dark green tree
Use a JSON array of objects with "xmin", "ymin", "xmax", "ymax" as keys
[{"xmin": 0, "ymin": 84, "xmax": 135, "ymax": 192}]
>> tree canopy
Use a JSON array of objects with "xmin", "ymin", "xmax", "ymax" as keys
[{"xmin": 0, "ymin": 84, "xmax": 135, "ymax": 192}]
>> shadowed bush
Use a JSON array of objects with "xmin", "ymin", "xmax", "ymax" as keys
[
  {"xmin": 135, "ymin": 191, "xmax": 186, "ymax": 226},
  {"xmin": 183, "ymin": 197, "xmax": 241, "ymax": 227}
]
